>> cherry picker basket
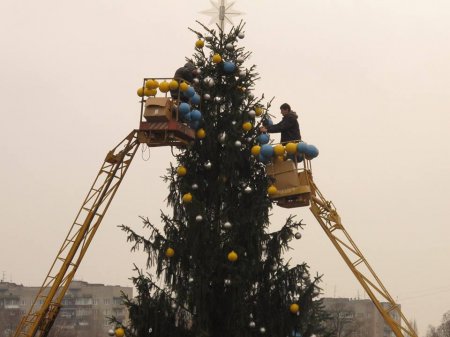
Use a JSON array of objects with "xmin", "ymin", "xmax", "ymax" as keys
[
  {"xmin": 137, "ymin": 77, "xmax": 195, "ymax": 147},
  {"xmin": 266, "ymin": 152, "xmax": 314, "ymax": 208}
]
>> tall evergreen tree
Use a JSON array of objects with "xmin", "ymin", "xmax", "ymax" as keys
[{"xmin": 119, "ymin": 22, "xmax": 329, "ymax": 337}]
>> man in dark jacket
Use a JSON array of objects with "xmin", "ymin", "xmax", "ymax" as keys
[
  {"xmin": 170, "ymin": 62, "xmax": 196, "ymax": 101},
  {"xmin": 260, "ymin": 103, "xmax": 301, "ymax": 143}
]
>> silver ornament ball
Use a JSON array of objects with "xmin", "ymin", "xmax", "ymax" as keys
[
  {"xmin": 192, "ymin": 78, "xmax": 200, "ymax": 84},
  {"xmin": 236, "ymin": 56, "xmax": 245, "ymax": 63},
  {"xmin": 244, "ymin": 186, "xmax": 252, "ymax": 194},
  {"xmin": 249, "ymin": 321, "xmax": 256, "ymax": 328},
  {"xmin": 203, "ymin": 93, "xmax": 211, "ymax": 100},
  {"xmin": 248, "ymin": 110, "xmax": 256, "ymax": 118},
  {"xmin": 260, "ymin": 327, "xmax": 266, "ymax": 334},
  {"xmin": 223, "ymin": 221, "xmax": 232, "ymax": 229},
  {"xmin": 192, "ymin": 183, "xmax": 198, "ymax": 190},
  {"xmin": 196, "ymin": 215, "xmax": 203, "ymax": 222},
  {"xmin": 218, "ymin": 132, "xmax": 227, "ymax": 143},
  {"xmin": 108, "ymin": 329, "xmax": 115, "ymax": 336},
  {"xmin": 171, "ymin": 303, "xmax": 177, "ymax": 309},
  {"xmin": 238, "ymin": 32, "xmax": 245, "ymax": 39},
  {"xmin": 226, "ymin": 43, "xmax": 234, "ymax": 50},
  {"xmin": 295, "ymin": 232, "xmax": 302, "ymax": 240},
  {"xmin": 234, "ymin": 140, "xmax": 242, "ymax": 147},
  {"xmin": 239, "ymin": 69, "xmax": 246, "ymax": 77},
  {"xmin": 204, "ymin": 76, "xmax": 214, "ymax": 87},
  {"xmin": 204, "ymin": 161, "xmax": 212, "ymax": 169},
  {"xmin": 214, "ymin": 96, "xmax": 222, "ymax": 102},
  {"xmin": 188, "ymin": 277, "xmax": 194, "ymax": 283}
]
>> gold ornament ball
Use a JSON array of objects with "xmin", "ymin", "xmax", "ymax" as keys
[
  {"xmin": 165, "ymin": 247, "xmax": 175, "ymax": 258},
  {"xmin": 251, "ymin": 145, "xmax": 261, "ymax": 156},
  {"xmin": 115, "ymin": 327, "xmax": 125, "ymax": 337},
  {"xmin": 176, "ymin": 166, "xmax": 187, "ymax": 176},
  {"xmin": 179, "ymin": 82, "xmax": 189, "ymax": 92},
  {"xmin": 242, "ymin": 122, "xmax": 252, "ymax": 132},
  {"xmin": 212, "ymin": 53, "xmax": 222, "ymax": 63},
  {"xmin": 273, "ymin": 144, "xmax": 285, "ymax": 156},
  {"xmin": 285, "ymin": 142, "xmax": 298, "ymax": 154},
  {"xmin": 182, "ymin": 193, "xmax": 193, "ymax": 203},
  {"xmin": 137, "ymin": 87, "xmax": 144, "ymax": 97},
  {"xmin": 143, "ymin": 88, "xmax": 155, "ymax": 96},
  {"xmin": 169, "ymin": 80, "xmax": 179, "ymax": 90},
  {"xmin": 159, "ymin": 81, "xmax": 170, "ymax": 93},
  {"xmin": 267, "ymin": 185, "xmax": 278, "ymax": 196},
  {"xmin": 227, "ymin": 250, "xmax": 238, "ymax": 262},
  {"xmin": 196, "ymin": 128, "xmax": 206, "ymax": 139},
  {"xmin": 289, "ymin": 303, "xmax": 300, "ymax": 314},
  {"xmin": 254, "ymin": 106, "xmax": 263, "ymax": 116},
  {"xmin": 145, "ymin": 79, "xmax": 159, "ymax": 89},
  {"xmin": 195, "ymin": 39, "xmax": 205, "ymax": 48}
]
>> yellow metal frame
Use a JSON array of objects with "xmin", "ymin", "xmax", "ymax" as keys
[
  {"xmin": 265, "ymin": 148, "xmax": 417, "ymax": 337},
  {"xmin": 309, "ymin": 181, "xmax": 418, "ymax": 337},
  {"xmin": 14, "ymin": 130, "xmax": 141, "ymax": 337},
  {"xmin": 14, "ymin": 76, "xmax": 197, "ymax": 337}
]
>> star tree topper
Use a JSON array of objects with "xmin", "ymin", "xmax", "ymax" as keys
[{"xmin": 200, "ymin": 0, "xmax": 244, "ymax": 30}]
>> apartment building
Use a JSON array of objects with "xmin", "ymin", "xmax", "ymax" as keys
[
  {"xmin": 0, "ymin": 280, "xmax": 132, "ymax": 337},
  {"xmin": 322, "ymin": 297, "xmax": 401, "ymax": 337}
]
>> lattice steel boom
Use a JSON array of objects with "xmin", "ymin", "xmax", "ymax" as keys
[
  {"xmin": 308, "ymin": 178, "xmax": 418, "ymax": 337},
  {"xmin": 13, "ymin": 130, "xmax": 141, "ymax": 337}
]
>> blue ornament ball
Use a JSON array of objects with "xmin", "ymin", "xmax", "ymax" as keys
[
  {"xmin": 223, "ymin": 61, "xmax": 236, "ymax": 73},
  {"xmin": 258, "ymin": 133, "xmax": 270, "ymax": 145},
  {"xmin": 305, "ymin": 144, "xmax": 319, "ymax": 159},
  {"xmin": 265, "ymin": 118, "xmax": 273, "ymax": 126},
  {"xmin": 260, "ymin": 144, "xmax": 274, "ymax": 158},
  {"xmin": 297, "ymin": 142, "xmax": 308, "ymax": 154},
  {"xmin": 258, "ymin": 153, "xmax": 270, "ymax": 163},
  {"xmin": 190, "ymin": 109, "xmax": 202, "ymax": 121},
  {"xmin": 183, "ymin": 86, "xmax": 196, "ymax": 98},
  {"xmin": 179, "ymin": 102, "xmax": 191, "ymax": 115},
  {"xmin": 189, "ymin": 121, "xmax": 200, "ymax": 129},
  {"xmin": 183, "ymin": 112, "xmax": 192, "ymax": 122},
  {"xmin": 191, "ymin": 93, "xmax": 201, "ymax": 105}
]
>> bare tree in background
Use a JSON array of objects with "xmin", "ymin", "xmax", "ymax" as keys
[{"xmin": 426, "ymin": 311, "xmax": 450, "ymax": 337}]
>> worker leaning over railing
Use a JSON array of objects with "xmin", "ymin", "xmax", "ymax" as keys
[{"xmin": 259, "ymin": 102, "xmax": 301, "ymax": 143}]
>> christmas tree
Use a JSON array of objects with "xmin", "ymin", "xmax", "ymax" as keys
[{"xmin": 118, "ymin": 22, "xmax": 329, "ymax": 337}]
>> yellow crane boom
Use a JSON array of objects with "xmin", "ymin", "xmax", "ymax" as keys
[
  {"xmin": 309, "ymin": 179, "xmax": 417, "ymax": 337},
  {"xmin": 269, "ymin": 158, "xmax": 418, "ymax": 337},
  {"xmin": 14, "ymin": 130, "xmax": 141, "ymax": 337},
  {"xmin": 13, "ymin": 90, "xmax": 196, "ymax": 337}
]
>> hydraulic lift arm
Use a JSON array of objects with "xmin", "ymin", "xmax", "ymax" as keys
[
  {"xmin": 12, "ymin": 85, "xmax": 195, "ymax": 337},
  {"xmin": 13, "ymin": 130, "xmax": 141, "ymax": 337},
  {"xmin": 308, "ymin": 178, "xmax": 418, "ymax": 337}
]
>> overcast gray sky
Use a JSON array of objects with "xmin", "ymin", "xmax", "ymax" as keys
[{"xmin": 1, "ymin": 1, "xmax": 449, "ymax": 336}]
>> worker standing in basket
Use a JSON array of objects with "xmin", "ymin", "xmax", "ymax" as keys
[
  {"xmin": 170, "ymin": 62, "xmax": 196, "ymax": 102},
  {"xmin": 259, "ymin": 103, "xmax": 301, "ymax": 143}
]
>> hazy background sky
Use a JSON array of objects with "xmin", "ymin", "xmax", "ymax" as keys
[{"xmin": 1, "ymin": 1, "xmax": 449, "ymax": 335}]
